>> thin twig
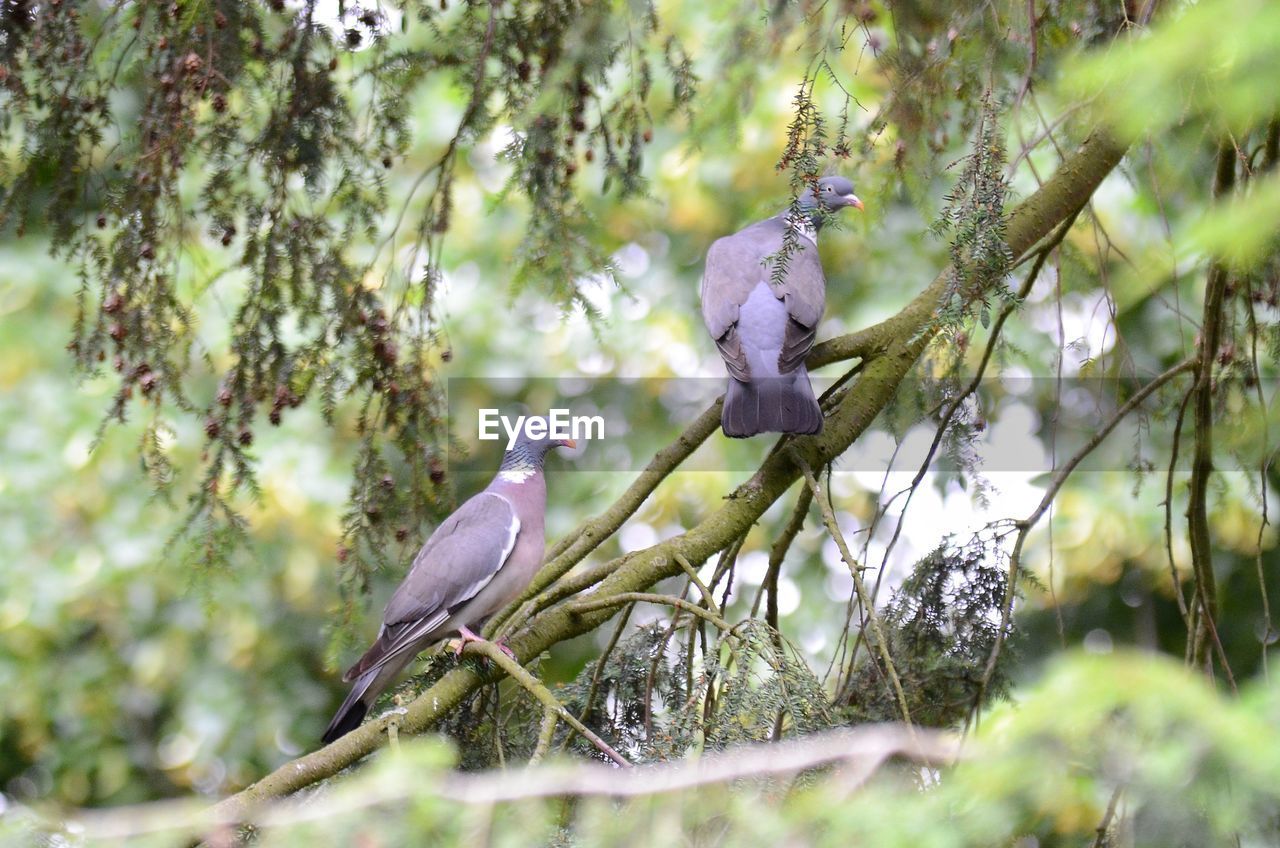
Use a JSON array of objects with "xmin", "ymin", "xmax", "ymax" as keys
[
  {"xmin": 675, "ymin": 553, "xmax": 721, "ymax": 619},
  {"xmin": 974, "ymin": 358, "xmax": 1198, "ymax": 720},
  {"xmin": 791, "ymin": 452, "xmax": 915, "ymax": 730},
  {"xmin": 1091, "ymin": 785, "xmax": 1124, "ymax": 848},
  {"xmin": 529, "ymin": 709, "xmax": 558, "ymax": 765},
  {"xmin": 571, "ymin": 592, "xmax": 736, "ymax": 636},
  {"xmin": 752, "ymin": 484, "xmax": 813, "ymax": 629},
  {"xmin": 575, "ymin": 602, "xmax": 634, "ymax": 729},
  {"xmin": 1164, "ymin": 384, "xmax": 1195, "ymax": 631},
  {"xmin": 463, "ymin": 641, "xmax": 631, "ymax": 768}
]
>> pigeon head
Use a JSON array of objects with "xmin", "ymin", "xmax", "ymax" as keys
[
  {"xmin": 499, "ymin": 426, "xmax": 577, "ymax": 474},
  {"xmin": 797, "ymin": 176, "xmax": 864, "ymax": 215}
]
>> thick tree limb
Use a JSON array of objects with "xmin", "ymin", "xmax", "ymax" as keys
[{"xmin": 211, "ymin": 127, "xmax": 1126, "ymax": 822}]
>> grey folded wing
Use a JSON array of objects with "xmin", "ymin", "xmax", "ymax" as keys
[
  {"xmin": 343, "ymin": 492, "xmax": 520, "ymax": 681},
  {"xmin": 701, "ymin": 221, "xmax": 827, "ymax": 379},
  {"xmin": 776, "ymin": 246, "xmax": 825, "ymax": 373}
]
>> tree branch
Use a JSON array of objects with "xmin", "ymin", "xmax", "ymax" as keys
[
  {"xmin": 462, "ymin": 640, "xmax": 632, "ymax": 768},
  {"xmin": 529, "ymin": 708, "xmax": 558, "ymax": 765},
  {"xmin": 792, "ymin": 452, "xmax": 914, "ymax": 729},
  {"xmin": 674, "ymin": 552, "xmax": 722, "ymax": 619},
  {"xmin": 92, "ymin": 725, "xmax": 958, "ymax": 842},
  {"xmin": 1186, "ymin": 139, "xmax": 1236, "ymax": 669},
  {"xmin": 571, "ymin": 592, "xmax": 736, "ymax": 635},
  {"xmin": 974, "ymin": 356, "xmax": 1198, "ymax": 715},
  {"xmin": 752, "ymin": 483, "xmax": 813, "ymax": 630},
  {"xmin": 211, "ymin": 127, "xmax": 1127, "ymax": 822}
]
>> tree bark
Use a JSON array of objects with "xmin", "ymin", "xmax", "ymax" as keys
[{"xmin": 212, "ymin": 127, "xmax": 1127, "ymax": 822}]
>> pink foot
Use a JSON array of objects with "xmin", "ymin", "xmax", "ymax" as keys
[
  {"xmin": 493, "ymin": 636, "xmax": 517, "ymax": 660},
  {"xmin": 453, "ymin": 625, "xmax": 484, "ymax": 658},
  {"xmin": 452, "ymin": 626, "xmax": 517, "ymax": 660}
]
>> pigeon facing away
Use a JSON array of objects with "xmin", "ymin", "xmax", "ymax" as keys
[
  {"xmin": 701, "ymin": 176, "xmax": 863, "ymax": 437},
  {"xmin": 321, "ymin": 430, "xmax": 575, "ymax": 744}
]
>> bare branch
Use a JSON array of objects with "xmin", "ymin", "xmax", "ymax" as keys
[
  {"xmin": 84, "ymin": 725, "xmax": 958, "ymax": 841},
  {"xmin": 572, "ymin": 592, "xmax": 736, "ymax": 635},
  {"xmin": 1186, "ymin": 140, "xmax": 1237, "ymax": 670},
  {"xmin": 975, "ymin": 357, "xmax": 1198, "ymax": 715},
  {"xmin": 792, "ymin": 452, "xmax": 914, "ymax": 730},
  {"xmin": 675, "ymin": 552, "xmax": 722, "ymax": 619}
]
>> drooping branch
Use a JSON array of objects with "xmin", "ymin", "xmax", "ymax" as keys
[
  {"xmin": 974, "ymin": 356, "xmax": 1198, "ymax": 716},
  {"xmin": 211, "ymin": 127, "xmax": 1127, "ymax": 822},
  {"xmin": 792, "ymin": 452, "xmax": 914, "ymax": 729},
  {"xmin": 1186, "ymin": 140, "xmax": 1237, "ymax": 669}
]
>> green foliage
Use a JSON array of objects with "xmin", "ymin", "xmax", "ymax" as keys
[
  {"xmin": 843, "ymin": 538, "xmax": 1010, "ymax": 726},
  {"xmin": 0, "ymin": 0, "xmax": 694, "ymax": 586},
  {"xmin": 434, "ymin": 618, "xmax": 844, "ymax": 771},
  {"xmin": 5, "ymin": 0, "xmax": 1280, "ymax": 841},
  {"xmin": 934, "ymin": 95, "xmax": 1011, "ymax": 330},
  {"xmin": 9, "ymin": 653, "xmax": 1280, "ymax": 846}
]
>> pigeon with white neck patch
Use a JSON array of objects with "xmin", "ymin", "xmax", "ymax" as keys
[
  {"xmin": 321, "ymin": 429, "xmax": 576, "ymax": 743},
  {"xmin": 701, "ymin": 175, "xmax": 863, "ymax": 437}
]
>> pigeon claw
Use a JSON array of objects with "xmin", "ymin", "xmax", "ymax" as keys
[
  {"xmin": 493, "ymin": 636, "xmax": 517, "ymax": 661},
  {"xmin": 451, "ymin": 626, "xmax": 516, "ymax": 661}
]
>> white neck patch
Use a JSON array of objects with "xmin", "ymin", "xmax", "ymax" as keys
[{"xmin": 498, "ymin": 466, "xmax": 536, "ymax": 483}]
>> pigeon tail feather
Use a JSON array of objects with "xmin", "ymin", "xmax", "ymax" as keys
[
  {"xmin": 321, "ymin": 670, "xmax": 376, "ymax": 744},
  {"xmin": 722, "ymin": 367, "xmax": 823, "ymax": 437}
]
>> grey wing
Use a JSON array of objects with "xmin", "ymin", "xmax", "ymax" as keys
[
  {"xmin": 343, "ymin": 492, "xmax": 519, "ymax": 681},
  {"xmin": 777, "ymin": 243, "xmax": 826, "ymax": 374},
  {"xmin": 701, "ymin": 233, "xmax": 768, "ymax": 382}
]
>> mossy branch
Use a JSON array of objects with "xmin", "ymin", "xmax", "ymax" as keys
[
  {"xmin": 570, "ymin": 592, "xmax": 736, "ymax": 635},
  {"xmin": 211, "ymin": 127, "xmax": 1126, "ymax": 823},
  {"xmin": 461, "ymin": 640, "xmax": 632, "ymax": 768}
]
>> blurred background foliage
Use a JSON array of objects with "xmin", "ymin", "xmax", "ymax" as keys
[
  {"xmin": 1, "ymin": 0, "xmax": 1280, "ymax": 842},
  {"xmin": 8, "ymin": 652, "xmax": 1280, "ymax": 846}
]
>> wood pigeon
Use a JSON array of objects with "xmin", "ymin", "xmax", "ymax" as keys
[
  {"xmin": 321, "ymin": 430, "xmax": 576, "ymax": 743},
  {"xmin": 701, "ymin": 176, "xmax": 863, "ymax": 437}
]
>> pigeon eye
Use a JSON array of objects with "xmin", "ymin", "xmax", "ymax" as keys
[{"xmin": 822, "ymin": 186, "xmax": 832, "ymax": 192}]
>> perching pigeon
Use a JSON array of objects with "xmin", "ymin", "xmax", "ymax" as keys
[
  {"xmin": 321, "ymin": 430, "xmax": 575, "ymax": 743},
  {"xmin": 701, "ymin": 176, "xmax": 863, "ymax": 437}
]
